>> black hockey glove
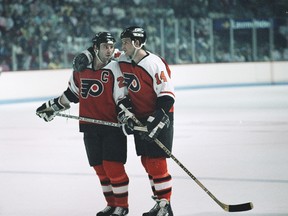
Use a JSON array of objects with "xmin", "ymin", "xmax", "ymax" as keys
[
  {"xmin": 36, "ymin": 97, "xmax": 70, "ymax": 122},
  {"xmin": 141, "ymin": 109, "xmax": 170, "ymax": 142},
  {"xmin": 117, "ymin": 97, "xmax": 134, "ymax": 124},
  {"xmin": 117, "ymin": 97, "xmax": 136, "ymax": 135},
  {"xmin": 121, "ymin": 120, "xmax": 136, "ymax": 136},
  {"xmin": 72, "ymin": 47, "xmax": 95, "ymax": 71}
]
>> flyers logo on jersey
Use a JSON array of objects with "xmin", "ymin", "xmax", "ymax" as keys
[
  {"xmin": 81, "ymin": 79, "xmax": 104, "ymax": 98},
  {"xmin": 124, "ymin": 73, "xmax": 140, "ymax": 92}
]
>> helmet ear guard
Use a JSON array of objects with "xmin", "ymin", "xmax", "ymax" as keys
[{"xmin": 120, "ymin": 26, "xmax": 146, "ymax": 46}]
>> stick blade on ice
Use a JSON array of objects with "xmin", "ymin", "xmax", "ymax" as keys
[{"xmin": 226, "ymin": 202, "xmax": 253, "ymax": 212}]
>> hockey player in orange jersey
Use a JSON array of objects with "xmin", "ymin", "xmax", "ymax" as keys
[{"xmin": 117, "ymin": 26, "xmax": 175, "ymax": 216}]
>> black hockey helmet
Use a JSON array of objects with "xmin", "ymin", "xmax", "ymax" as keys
[
  {"xmin": 120, "ymin": 26, "xmax": 146, "ymax": 45},
  {"xmin": 92, "ymin": 32, "xmax": 116, "ymax": 48}
]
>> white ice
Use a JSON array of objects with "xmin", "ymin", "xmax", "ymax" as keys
[{"xmin": 0, "ymin": 85, "xmax": 288, "ymax": 216}]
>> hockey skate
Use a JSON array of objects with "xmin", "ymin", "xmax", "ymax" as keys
[
  {"xmin": 156, "ymin": 199, "xmax": 173, "ymax": 216},
  {"xmin": 142, "ymin": 196, "xmax": 160, "ymax": 216},
  {"xmin": 96, "ymin": 206, "xmax": 115, "ymax": 216},
  {"xmin": 143, "ymin": 197, "xmax": 173, "ymax": 216},
  {"xmin": 111, "ymin": 206, "xmax": 129, "ymax": 216}
]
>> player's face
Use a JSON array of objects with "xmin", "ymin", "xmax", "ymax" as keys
[
  {"xmin": 121, "ymin": 38, "xmax": 134, "ymax": 57},
  {"xmin": 98, "ymin": 43, "xmax": 115, "ymax": 63}
]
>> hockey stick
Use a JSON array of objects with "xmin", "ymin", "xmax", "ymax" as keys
[
  {"xmin": 119, "ymin": 104, "xmax": 253, "ymax": 212},
  {"xmin": 55, "ymin": 112, "xmax": 147, "ymax": 132}
]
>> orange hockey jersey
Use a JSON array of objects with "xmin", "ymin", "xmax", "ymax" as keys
[
  {"xmin": 67, "ymin": 60, "xmax": 126, "ymax": 131},
  {"xmin": 118, "ymin": 52, "xmax": 175, "ymax": 118}
]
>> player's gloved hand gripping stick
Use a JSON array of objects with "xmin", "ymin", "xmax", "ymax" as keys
[
  {"xmin": 116, "ymin": 97, "xmax": 169, "ymax": 140},
  {"xmin": 116, "ymin": 96, "xmax": 135, "ymax": 135},
  {"xmin": 36, "ymin": 97, "xmax": 70, "ymax": 122},
  {"xmin": 118, "ymin": 104, "xmax": 253, "ymax": 213},
  {"xmin": 140, "ymin": 109, "xmax": 170, "ymax": 142}
]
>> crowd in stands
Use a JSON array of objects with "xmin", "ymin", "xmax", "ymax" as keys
[{"xmin": 0, "ymin": 0, "xmax": 287, "ymax": 71}]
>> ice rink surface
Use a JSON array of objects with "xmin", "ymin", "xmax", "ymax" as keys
[{"xmin": 1, "ymin": 85, "xmax": 288, "ymax": 216}]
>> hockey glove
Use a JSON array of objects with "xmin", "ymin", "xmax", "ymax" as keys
[
  {"xmin": 117, "ymin": 97, "xmax": 134, "ymax": 124},
  {"xmin": 141, "ymin": 109, "xmax": 170, "ymax": 142},
  {"xmin": 36, "ymin": 97, "xmax": 70, "ymax": 122},
  {"xmin": 121, "ymin": 120, "xmax": 136, "ymax": 136},
  {"xmin": 117, "ymin": 97, "xmax": 136, "ymax": 135},
  {"xmin": 72, "ymin": 47, "xmax": 95, "ymax": 71}
]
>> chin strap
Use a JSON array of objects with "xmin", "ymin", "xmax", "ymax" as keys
[
  {"xmin": 130, "ymin": 40, "xmax": 145, "ymax": 61},
  {"xmin": 95, "ymin": 50, "xmax": 105, "ymax": 64}
]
